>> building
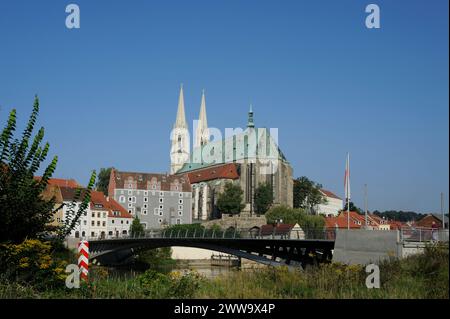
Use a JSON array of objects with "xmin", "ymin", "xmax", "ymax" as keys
[
  {"xmin": 170, "ymin": 86, "xmax": 293, "ymax": 220},
  {"xmin": 108, "ymin": 169, "xmax": 192, "ymax": 229},
  {"xmin": 259, "ymin": 223, "xmax": 304, "ymax": 239},
  {"xmin": 59, "ymin": 186, "xmax": 92, "ymax": 239},
  {"xmin": 107, "ymin": 197, "xmax": 133, "ymax": 238},
  {"xmin": 315, "ymin": 189, "xmax": 343, "ymax": 217},
  {"xmin": 89, "ymin": 191, "xmax": 110, "ymax": 239},
  {"xmin": 42, "ymin": 184, "xmax": 64, "ymax": 230},
  {"xmin": 416, "ymin": 214, "xmax": 449, "ymax": 229}
]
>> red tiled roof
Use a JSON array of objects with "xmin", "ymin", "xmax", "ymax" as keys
[
  {"xmin": 34, "ymin": 177, "xmax": 80, "ymax": 188},
  {"xmin": 185, "ymin": 163, "xmax": 240, "ymax": 184},
  {"xmin": 325, "ymin": 212, "xmax": 363, "ymax": 229},
  {"xmin": 108, "ymin": 197, "xmax": 133, "ymax": 219},
  {"xmin": 320, "ymin": 189, "xmax": 341, "ymax": 200},
  {"xmin": 110, "ymin": 169, "xmax": 191, "ymax": 192}
]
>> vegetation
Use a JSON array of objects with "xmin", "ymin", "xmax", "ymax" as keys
[
  {"xmin": 343, "ymin": 201, "xmax": 363, "ymax": 214},
  {"xmin": 216, "ymin": 182, "xmax": 245, "ymax": 214},
  {"xmin": 293, "ymin": 176, "xmax": 326, "ymax": 212},
  {"xmin": 265, "ymin": 206, "xmax": 325, "ymax": 230},
  {"xmin": 0, "ymin": 245, "xmax": 447, "ymax": 299},
  {"xmin": 0, "ymin": 96, "xmax": 94, "ymax": 243},
  {"xmin": 96, "ymin": 167, "xmax": 112, "ymax": 195},
  {"xmin": 130, "ymin": 217, "xmax": 145, "ymax": 237},
  {"xmin": 254, "ymin": 183, "xmax": 273, "ymax": 214},
  {"xmin": 373, "ymin": 210, "xmax": 424, "ymax": 222}
]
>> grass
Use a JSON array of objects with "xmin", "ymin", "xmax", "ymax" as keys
[{"xmin": 0, "ymin": 244, "xmax": 448, "ymax": 299}]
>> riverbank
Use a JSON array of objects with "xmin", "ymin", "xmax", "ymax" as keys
[{"xmin": 1, "ymin": 244, "xmax": 447, "ymax": 299}]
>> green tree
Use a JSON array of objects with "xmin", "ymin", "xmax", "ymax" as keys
[
  {"xmin": 265, "ymin": 206, "xmax": 325, "ymax": 230},
  {"xmin": 343, "ymin": 201, "xmax": 362, "ymax": 214},
  {"xmin": 0, "ymin": 96, "xmax": 95, "ymax": 243},
  {"xmin": 130, "ymin": 216, "xmax": 145, "ymax": 237},
  {"xmin": 96, "ymin": 167, "xmax": 112, "ymax": 195},
  {"xmin": 254, "ymin": 183, "xmax": 273, "ymax": 214},
  {"xmin": 216, "ymin": 182, "xmax": 245, "ymax": 214},
  {"xmin": 293, "ymin": 176, "xmax": 327, "ymax": 212}
]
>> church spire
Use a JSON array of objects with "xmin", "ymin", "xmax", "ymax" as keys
[
  {"xmin": 195, "ymin": 89, "xmax": 210, "ymax": 148},
  {"xmin": 170, "ymin": 84, "xmax": 190, "ymax": 174},
  {"xmin": 174, "ymin": 84, "xmax": 187, "ymax": 128},
  {"xmin": 247, "ymin": 104, "xmax": 255, "ymax": 128}
]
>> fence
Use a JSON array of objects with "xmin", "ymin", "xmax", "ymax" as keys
[{"xmin": 400, "ymin": 227, "xmax": 449, "ymax": 243}]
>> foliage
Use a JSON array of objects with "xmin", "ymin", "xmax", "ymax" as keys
[
  {"xmin": 293, "ymin": 176, "xmax": 327, "ymax": 212},
  {"xmin": 136, "ymin": 247, "xmax": 176, "ymax": 270},
  {"xmin": 130, "ymin": 216, "xmax": 145, "ymax": 237},
  {"xmin": 138, "ymin": 269, "xmax": 203, "ymax": 298},
  {"xmin": 0, "ymin": 96, "xmax": 95, "ymax": 243},
  {"xmin": 265, "ymin": 206, "xmax": 325, "ymax": 230},
  {"xmin": 96, "ymin": 167, "xmax": 112, "ymax": 195},
  {"xmin": 0, "ymin": 239, "xmax": 68, "ymax": 290},
  {"xmin": 373, "ymin": 210, "xmax": 424, "ymax": 222},
  {"xmin": 216, "ymin": 182, "xmax": 245, "ymax": 214},
  {"xmin": 343, "ymin": 201, "xmax": 363, "ymax": 214},
  {"xmin": 254, "ymin": 183, "xmax": 273, "ymax": 214}
]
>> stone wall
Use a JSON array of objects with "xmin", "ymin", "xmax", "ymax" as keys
[{"xmin": 202, "ymin": 213, "xmax": 267, "ymax": 230}]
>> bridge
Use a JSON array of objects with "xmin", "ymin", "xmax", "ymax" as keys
[{"xmin": 88, "ymin": 228, "xmax": 336, "ymax": 268}]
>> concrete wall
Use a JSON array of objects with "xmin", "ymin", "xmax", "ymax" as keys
[{"xmin": 332, "ymin": 229, "xmax": 401, "ymax": 265}]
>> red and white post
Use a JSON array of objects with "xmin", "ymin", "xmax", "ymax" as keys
[{"xmin": 77, "ymin": 240, "xmax": 89, "ymax": 282}]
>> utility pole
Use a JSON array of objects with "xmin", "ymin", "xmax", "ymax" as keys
[
  {"xmin": 441, "ymin": 192, "xmax": 445, "ymax": 230},
  {"xmin": 364, "ymin": 184, "xmax": 368, "ymax": 228}
]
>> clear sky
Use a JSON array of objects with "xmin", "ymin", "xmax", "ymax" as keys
[{"xmin": 0, "ymin": 0, "xmax": 448, "ymax": 213}]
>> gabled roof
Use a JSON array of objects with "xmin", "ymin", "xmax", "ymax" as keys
[
  {"xmin": 34, "ymin": 177, "xmax": 80, "ymax": 188},
  {"xmin": 185, "ymin": 163, "xmax": 240, "ymax": 183},
  {"xmin": 320, "ymin": 189, "xmax": 341, "ymax": 200},
  {"xmin": 111, "ymin": 169, "xmax": 191, "ymax": 192},
  {"xmin": 108, "ymin": 197, "xmax": 133, "ymax": 219}
]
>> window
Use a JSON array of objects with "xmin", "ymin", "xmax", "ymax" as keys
[
  {"xmin": 178, "ymin": 211, "xmax": 183, "ymax": 216},
  {"xmin": 179, "ymin": 199, "xmax": 183, "ymax": 204},
  {"xmin": 119, "ymin": 196, "xmax": 125, "ymax": 203},
  {"xmin": 158, "ymin": 218, "xmax": 163, "ymax": 224},
  {"xmin": 97, "ymin": 212, "xmax": 101, "ymax": 218},
  {"xmin": 179, "ymin": 193, "xmax": 183, "ymax": 198},
  {"xmin": 102, "ymin": 221, "xmax": 106, "ymax": 227},
  {"xmin": 160, "ymin": 192, "xmax": 164, "ymax": 197},
  {"xmin": 128, "ymin": 197, "xmax": 132, "ymax": 202},
  {"xmin": 108, "ymin": 231, "xmax": 113, "ymax": 236},
  {"xmin": 128, "ymin": 209, "xmax": 132, "ymax": 213},
  {"xmin": 97, "ymin": 221, "xmax": 100, "ymax": 226},
  {"xmin": 121, "ymin": 220, "xmax": 124, "ymax": 224},
  {"xmin": 128, "ymin": 203, "xmax": 133, "ymax": 208},
  {"xmin": 143, "ymin": 204, "xmax": 148, "ymax": 209},
  {"xmin": 176, "ymin": 219, "xmax": 181, "ymax": 224},
  {"xmin": 144, "ymin": 191, "xmax": 148, "ymax": 196},
  {"xmin": 83, "ymin": 220, "xmax": 87, "ymax": 225},
  {"xmin": 91, "ymin": 213, "xmax": 95, "ymax": 218},
  {"xmin": 159, "ymin": 211, "xmax": 163, "ymax": 216},
  {"xmin": 103, "ymin": 212, "xmax": 107, "ymax": 218},
  {"xmin": 142, "ymin": 210, "xmax": 147, "ymax": 215},
  {"xmin": 91, "ymin": 221, "xmax": 95, "ymax": 226},
  {"xmin": 82, "ymin": 231, "xmax": 85, "ymax": 237},
  {"xmin": 152, "ymin": 185, "xmax": 156, "ymax": 190},
  {"xmin": 91, "ymin": 232, "xmax": 95, "ymax": 237},
  {"xmin": 126, "ymin": 220, "xmax": 129, "ymax": 224},
  {"xmin": 178, "ymin": 205, "xmax": 183, "ymax": 210},
  {"xmin": 123, "ymin": 230, "xmax": 127, "ymax": 235},
  {"xmin": 144, "ymin": 197, "xmax": 148, "ymax": 202},
  {"xmin": 159, "ymin": 198, "xmax": 164, "ymax": 203},
  {"xmin": 159, "ymin": 205, "xmax": 163, "ymax": 210},
  {"xmin": 128, "ymin": 190, "xmax": 132, "ymax": 195}
]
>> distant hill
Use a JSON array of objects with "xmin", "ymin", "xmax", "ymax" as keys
[{"xmin": 373, "ymin": 210, "xmax": 425, "ymax": 222}]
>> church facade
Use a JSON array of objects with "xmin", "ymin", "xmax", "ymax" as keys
[{"xmin": 170, "ymin": 86, "xmax": 293, "ymax": 221}]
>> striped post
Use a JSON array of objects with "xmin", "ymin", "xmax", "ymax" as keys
[{"xmin": 78, "ymin": 240, "xmax": 89, "ymax": 282}]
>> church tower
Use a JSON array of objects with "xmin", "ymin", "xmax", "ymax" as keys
[
  {"xmin": 194, "ymin": 89, "xmax": 210, "ymax": 148},
  {"xmin": 170, "ymin": 85, "xmax": 190, "ymax": 174}
]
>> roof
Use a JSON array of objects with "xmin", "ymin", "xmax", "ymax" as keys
[
  {"xmin": 185, "ymin": 163, "xmax": 240, "ymax": 183},
  {"xmin": 430, "ymin": 213, "xmax": 449, "ymax": 224},
  {"xmin": 325, "ymin": 211, "xmax": 364, "ymax": 229},
  {"xmin": 34, "ymin": 177, "xmax": 80, "ymax": 188},
  {"xmin": 108, "ymin": 197, "xmax": 133, "ymax": 219},
  {"xmin": 59, "ymin": 186, "xmax": 90, "ymax": 202},
  {"xmin": 260, "ymin": 224, "xmax": 296, "ymax": 236},
  {"xmin": 90, "ymin": 190, "xmax": 110, "ymax": 211},
  {"xmin": 110, "ymin": 169, "xmax": 191, "ymax": 192},
  {"xmin": 320, "ymin": 189, "xmax": 341, "ymax": 200},
  {"xmin": 176, "ymin": 127, "xmax": 288, "ymax": 174},
  {"xmin": 41, "ymin": 184, "xmax": 63, "ymax": 203}
]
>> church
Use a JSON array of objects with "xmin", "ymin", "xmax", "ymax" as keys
[{"xmin": 170, "ymin": 85, "xmax": 293, "ymax": 221}]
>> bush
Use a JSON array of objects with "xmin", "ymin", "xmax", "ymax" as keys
[
  {"xmin": 0, "ymin": 239, "xmax": 68, "ymax": 290},
  {"xmin": 265, "ymin": 206, "xmax": 325, "ymax": 230}
]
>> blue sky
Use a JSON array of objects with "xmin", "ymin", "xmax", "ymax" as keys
[{"xmin": 0, "ymin": 0, "xmax": 448, "ymax": 213}]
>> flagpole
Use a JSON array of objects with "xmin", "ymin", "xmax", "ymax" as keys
[{"xmin": 347, "ymin": 153, "xmax": 350, "ymax": 230}]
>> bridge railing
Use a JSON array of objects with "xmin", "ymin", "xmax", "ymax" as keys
[{"xmin": 87, "ymin": 228, "xmax": 336, "ymax": 241}]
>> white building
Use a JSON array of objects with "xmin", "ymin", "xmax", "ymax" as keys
[
  {"xmin": 107, "ymin": 197, "xmax": 133, "ymax": 238},
  {"xmin": 315, "ymin": 189, "xmax": 343, "ymax": 217}
]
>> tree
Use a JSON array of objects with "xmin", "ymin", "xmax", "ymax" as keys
[
  {"xmin": 96, "ymin": 167, "xmax": 112, "ymax": 195},
  {"xmin": 216, "ymin": 182, "xmax": 245, "ymax": 215},
  {"xmin": 0, "ymin": 96, "xmax": 95, "ymax": 243},
  {"xmin": 254, "ymin": 183, "xmax": 273, "ymax": 214},
  {"xmin": 265, "ymin": 206, "xmax": 325, "ymax": 230},
  {"xmin": 293, "ymin": 176, "xmax": 327, "ymax": 212},
  {"xmin": 343, "ymin": 201, "xmax": 362, "ymax": 214},
  {"xmin": 130, "ymin": 216, "xmax": 145, "ymax": 237}
]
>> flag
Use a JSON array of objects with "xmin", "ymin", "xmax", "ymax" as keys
[{"xmin": 344, "ymin": 153, "xmax": 351, "ymax": 201}]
